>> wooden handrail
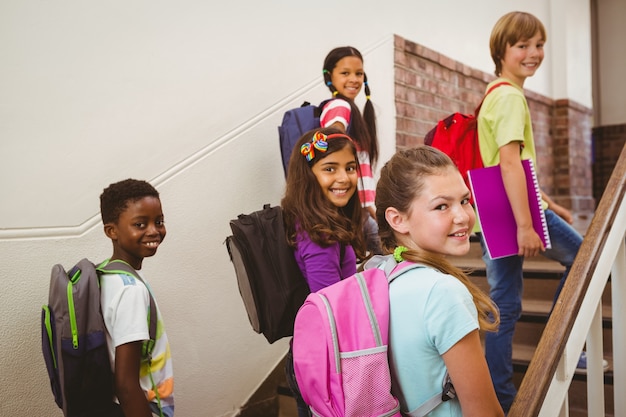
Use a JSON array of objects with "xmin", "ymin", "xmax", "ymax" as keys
[{"xmin": 508, "ymin": 143, "xmax": 626, "ymax": 417}]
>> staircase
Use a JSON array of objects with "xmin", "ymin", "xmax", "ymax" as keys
[
  {"xmin": 242, "ymin": 239, "xmax": 615, "ymax": 417},
  {"xmin": 453, "ymin": 238, "xmax": 615, "ymax": 417}
]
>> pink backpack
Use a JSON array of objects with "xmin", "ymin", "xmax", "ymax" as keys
[{"xmin": 293, "ymin": 256, "xmax": 450, "ymax": 417}]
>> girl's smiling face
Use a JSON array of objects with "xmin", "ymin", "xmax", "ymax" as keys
[
  {"xmin": 500, "ymin": 31, "xmax": 545, "ymax": 86},
  {"xmin": 389, "ymin": 166, "xmax": 475, "ymax": 257},
  {"xmin": 311, "ymin": 145, "xmax": 358, "ymax": 208},
  {"xmin": 330, "ymin": 56, "xmax": 364, "ymax": 100}
]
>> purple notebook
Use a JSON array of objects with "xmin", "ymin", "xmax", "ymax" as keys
[{"xmin": 468, "ymin": 159, "xmax": 551, "ymax": 259}]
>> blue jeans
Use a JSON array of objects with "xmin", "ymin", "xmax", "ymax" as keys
[{"xmin": 478, "ymin": 209, "xmax": 582, "ymax": 413}]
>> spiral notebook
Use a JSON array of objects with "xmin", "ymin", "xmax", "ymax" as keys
[{"xmin": 468, "ymin": 159, "xmax": 551, "ymax": 259}]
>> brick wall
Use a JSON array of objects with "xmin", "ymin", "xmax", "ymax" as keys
[
  {"xmin": 394, "ymin": 35, "xmax": 595, "ymax": 220},
  {"xmin": 592, "ymin": 124, "xmax": 626, "ymax": 203}
]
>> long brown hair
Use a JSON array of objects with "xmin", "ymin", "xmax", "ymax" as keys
[
  {"xmin": 281, "ymin": 127, "xmax": 366, "ymax": 260},
  {"xmin": 376, "ymin": 146, "xmax": 499, "ymax": 331}
]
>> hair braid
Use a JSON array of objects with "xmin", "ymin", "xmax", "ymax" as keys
[
  {"xmin": 322, "ymin": 47, "xmax": 379, "ymax": 166},
  {"xmin": 361, "ymin": 72, "xmax": 378, "ymax": 165}
]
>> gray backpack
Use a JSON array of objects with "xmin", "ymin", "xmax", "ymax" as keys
[{"xmin": 41, "ymin": 259, "xmax": 157, "ymax": 417}]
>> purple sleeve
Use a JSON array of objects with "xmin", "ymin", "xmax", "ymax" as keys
[{"xmin": 294, "ymin": 231, "xmax": 357, "ymax": 292}]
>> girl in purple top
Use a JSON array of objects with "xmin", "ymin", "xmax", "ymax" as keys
[{"xmin": 281, "ymin": 127, "xmax": 366, "ymax": 416}]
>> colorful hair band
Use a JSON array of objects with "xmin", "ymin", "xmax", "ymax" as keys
[{"xmin": 300, "ymin": 132, "xmax": 353, "ymax": 162}]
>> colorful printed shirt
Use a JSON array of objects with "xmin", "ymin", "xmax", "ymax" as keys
[{"xmin": 100, "ymin": 271, "xmax": 175, "ymax": 416}]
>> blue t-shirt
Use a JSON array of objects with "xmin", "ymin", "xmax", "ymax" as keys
[{"xmin": 388, "ymin": 266, "xmax": 478, "ymax": 416}]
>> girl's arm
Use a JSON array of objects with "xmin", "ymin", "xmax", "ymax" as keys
[
  {"xmin": 541, "ymin": 190, "xmax": 574, "ymax": 224},
  {"xmin": 320, "ymin": 98, "xmax": 350, "ymax": 132},
  {"xmin": 327, "ymin": 121, "xmax": 346, "ymax": 132},
  {"xmin": 297, "ymin": 236, "xmax": 352, "ymax": 292},
  {"xmin": 441, "ymin": 330, "xmax": 504, "ymax": 417},
  {"xmin": 115, "ymin": 341, "xmax": 153, "ymax": 417},
  {"xmin": 499, "ymin": 142, "xmax": 545, "ymax": 257}
]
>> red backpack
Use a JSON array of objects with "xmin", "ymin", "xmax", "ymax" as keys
[{"xmin": 424, "ymin": 81, "xmax": 511, "ymax": 195}]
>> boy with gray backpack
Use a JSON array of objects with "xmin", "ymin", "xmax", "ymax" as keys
[{"xmin": 42, "ymin": 179, "xmax": 175, "ymax": 417}]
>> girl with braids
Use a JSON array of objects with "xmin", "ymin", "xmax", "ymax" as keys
[
  {"xmin": 372, "ymin": 146, "xmax": 503, "ymax": 417},
  {"xmin": 281, "ymin": 127, "xmax": 365, "ymax": 417},
  {"xmin": 320, "ymin": 46, "xmax": 382, "ymax": 255}
]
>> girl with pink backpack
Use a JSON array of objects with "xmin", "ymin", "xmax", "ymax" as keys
[
  {"xmin": 375, "ymin": 146, "xmax": 504, "ymax": 417},
  {"xmin": 281, "ymin": 127, "xmax": 366, "ymax": 417}
]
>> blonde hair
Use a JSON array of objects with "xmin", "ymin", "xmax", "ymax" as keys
[
  {"xmin": 376, "ymin": 147, "xmax": 499, "ymax": 331},
  {"xmin": 490, "ymin": 11, "xmax": 547, "ymax": 77}
]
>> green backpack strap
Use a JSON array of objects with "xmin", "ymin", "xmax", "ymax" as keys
[
  {"xmin": 96, "ymin": 259, "xmax": 158, "ymax": 357},
  {"xmin": 97, "ymin": 259, "xmax": 164, "ymax": 417}
]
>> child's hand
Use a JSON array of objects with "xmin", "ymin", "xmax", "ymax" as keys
[
  {"xmin": 541, "ymin": 191, "xmax": 574, "ymax": 224},
  {"xmin": 517, "ymin": 225, "xmax": 545, "ymax": 257}
]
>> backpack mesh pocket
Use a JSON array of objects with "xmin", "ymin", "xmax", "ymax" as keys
[{"xmin": 341, "ymin": 347, "xmax": 400, "ymax": 417}]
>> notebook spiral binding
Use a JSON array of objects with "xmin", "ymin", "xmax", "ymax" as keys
[{"xmin": 527, "ymin": 159, "xmax": 552, "ymax": 249}]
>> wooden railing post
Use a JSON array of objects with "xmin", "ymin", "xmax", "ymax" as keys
[
  {"xmin": 612, "ymin": 238, "xmax": 626, "ymax": 417},
  {"xmin": 508, "ymin": 144, "xmax": 626, "ymax": 417}
]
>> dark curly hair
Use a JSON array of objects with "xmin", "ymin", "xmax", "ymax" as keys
[{"xmin": 100, "ymin": 179, "xmax": 160, "ymax": 224}]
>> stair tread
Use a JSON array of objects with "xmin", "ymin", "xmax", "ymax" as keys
[
  {"xmin": 522, "ymin": 299, "xmax": 613, "ymax": 320},
  {"xmin": 451, "ymin": 256, "xmax": 565, "ymax": 273}
]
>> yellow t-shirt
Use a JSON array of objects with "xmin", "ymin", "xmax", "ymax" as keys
[
  {"xmin": 477, "ymin": 79, "xmax": 538, "ymax": 167},
  {"xmin": 474, "ymin": 79, "xmax": 547, "ymax": 233}
]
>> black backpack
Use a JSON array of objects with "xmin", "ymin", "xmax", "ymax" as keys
[
  {"xmin": 225, "ymin": 204, "xmax": 310, "ymax": 343},
  {"xmin": 278, "ymin": 99, "xmax": 331, "ymax": 177},
  {"xmin": 41, "ymin": 259, "xmax": 158, "ymax": 417}
]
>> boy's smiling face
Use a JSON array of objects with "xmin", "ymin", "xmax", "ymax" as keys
[
  {"xmin": 105, "ymin": 196, "xmax": 166, "ymax": 270},
  {"xmin": 500, "ymin": 31, "xmax": 545, "ymax": 86}
]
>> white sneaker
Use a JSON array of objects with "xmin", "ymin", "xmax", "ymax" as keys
[{"xmin": 575, "ymin": 351, "xmax": 609, "ymax": 374}]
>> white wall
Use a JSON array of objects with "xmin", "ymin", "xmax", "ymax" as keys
[
  {"xmin": 595, "ymin": 0, "xmax": 626, "ymax": 126},
  {"xmin": 0, "ymin": 1, "xmax": 597, "ymax": 416}
]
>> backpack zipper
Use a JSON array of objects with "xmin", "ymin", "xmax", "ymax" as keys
[{"xmin": 67, "ymin": 269, "xmax": 81, "ymax": 349}]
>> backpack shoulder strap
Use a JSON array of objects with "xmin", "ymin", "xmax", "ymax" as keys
[
  {"xmin": 96, "ymin": 259, "xmax": 158, "ymax": 355},
  {"xmin": 380, "ymin": 258, "xmax": 457, "ymax": 417},
  {"xmin": 315, "ymin": 98, "xmax": 333, "ymax": 117},
  {"xmin": 403, "ymin": 371, "xmax": 455, "ymax": 417},
  {"xmin": 474, "ymin": 81, "xmax": 512, "ymax": 116}
]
